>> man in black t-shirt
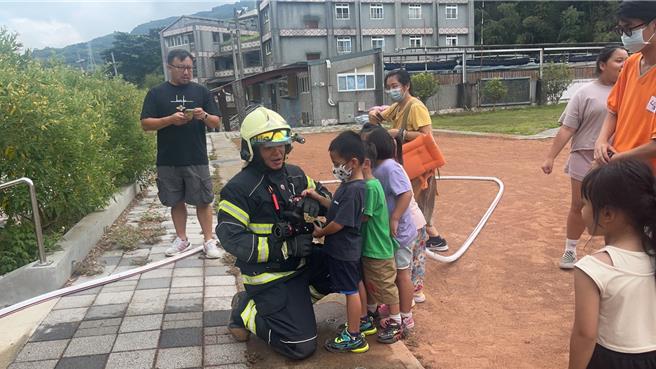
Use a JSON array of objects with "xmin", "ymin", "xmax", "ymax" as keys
[{"xmin": 140, "ymin": 49, "xmax": 222, "ymax": 259}]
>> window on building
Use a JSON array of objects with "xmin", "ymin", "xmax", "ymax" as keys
[
  {"xmin": 337, "ymin": 37, "xmax": 352, "ymax": 54},
  {"xmin": 335, "ymin": 3, "xmax": 350, "ymax": 20},
  {"xmin": 299, "ymin": 75, "xmax": 310, "ymax": 93},
  {"xmin": 212, "ymin": 32, "xmax": 221, "ymax": 43},
  {"xmin": 304, "ymin": 20, "xmax": 319, "ymax": 29},
  {"xmin": 409, "ymin": 4, "xmax": 422, "ymax": 19},
  {"xmin": 337, "ymin": 67, "xmax": 375, "ymax": 92},
  {"xmin": 301, "ymin": 112, "xmax": 310, "ymax": 125},
  {"xmin": 306, "ymin": 52, "xmax": 321, "ymax": 60},
  {"xmin": 264, "ymin": 41, "xmax": 272, "ymax": 55},
  {"xmin": 446, "ymin": 5, "xmax": 458, "ymax": 19},
  {"xmin": 446, "ymin": 35, "xmax": 458, "ymax": 46},
  {"xmin": 262, "ymin": 8, "xmax": 270, "ymax": 23},
  {"xmin": 409, "ymin": 36, "xmax": 422, "ymax": 48},
  {"xmin": 371, "ymin": 37, "xmax": 384, "ymax": 50},
  {"xmin": 166, "ymin": 33, "xmax": 194, "ymax": 47},
  {"xmin": 370, "ymin": 4, "xmax": 384, "ymax": 20}
]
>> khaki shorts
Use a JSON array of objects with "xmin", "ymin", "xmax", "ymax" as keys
[
  {"xmin": 362, "ymin": 257, "xmax": 399, "ymax": 306},
  {"xmin": 564, "ymin": 150, "xmax": 594, "ymax": 182},
  {"xmin": 157, "ymin": 165, "xmax": 214, "ymax": 207}
]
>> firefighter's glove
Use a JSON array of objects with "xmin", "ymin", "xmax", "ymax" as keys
[
  {"xmin": 299, "ymin": 197, "xmax": 320, "ymax": 218},
  {"xmin": 284, "ymin": 233, "xmax": 314, "ymax": 258}
]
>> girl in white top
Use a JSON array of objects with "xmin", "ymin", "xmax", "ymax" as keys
[
  {"xmin": 541, "ymin": 46, "xmax": 629, "ymax": 270},
  {"xmin": 569, "ymin": 159, "xmax": 656, "ymax": 369}
]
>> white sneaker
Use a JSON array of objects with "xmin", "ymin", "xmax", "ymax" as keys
[
  {"xmin": 559, "ymin": 250, "xmax": 577, "ymax": 269},
  {"xmin": 204, "ymin": 239, "xmax": 221, "ymax": 259},
  {"xmin": 165, "ymin": 237, "xmax": 191, "ymax": 256}
]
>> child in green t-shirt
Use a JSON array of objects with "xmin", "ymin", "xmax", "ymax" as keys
[{"xmin": 361, "ymin": 142, "xmax": 404, "ymax": 344}]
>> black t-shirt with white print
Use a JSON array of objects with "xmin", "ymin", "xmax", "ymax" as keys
[{"xmin": 140, "ymin": 81, "xmax": 221, "ymax": 166}]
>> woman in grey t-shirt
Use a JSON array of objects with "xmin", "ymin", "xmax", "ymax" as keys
[{"xmin": 541, "ymin": 46, "xmax": 628, "ymax": 269}]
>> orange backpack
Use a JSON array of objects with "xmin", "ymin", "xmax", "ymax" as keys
[{"xmin": 398, "ymin": 100, "xmax": 446, "ymax": 182}]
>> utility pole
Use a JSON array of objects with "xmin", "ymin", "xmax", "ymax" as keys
[
  {"xmin": 110, "ymin": 52, "xmax": 118, "ymax": 77},
  {"xmin": 481, "ymin": 1, "xmax": 484, "ymax": 46},
  {"xmin": 231, "ymin": 8, "xmax": 247, "ymax": 123}
]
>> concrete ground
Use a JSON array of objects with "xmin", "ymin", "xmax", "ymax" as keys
[{"xmin": 1, "ymin": 131, "xmax": 422, "ymax": 369}]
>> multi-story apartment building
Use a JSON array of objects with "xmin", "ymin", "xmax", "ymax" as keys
[
  {"xmin": 258, "ymin": 0, "xmax": 475, "ymax": 71},
  {"xmin": 159, "ymin": 12, "xmax": 260, "ymax": 88}
]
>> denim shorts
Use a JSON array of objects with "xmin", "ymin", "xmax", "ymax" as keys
[{"xmin": 156, "ymin": 165, "xmax": 214, "ymax": 206}]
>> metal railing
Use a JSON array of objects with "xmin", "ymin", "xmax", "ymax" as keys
[{"xmin": 0, "ymin": 177, "xmax": 47, "ymax": 265}]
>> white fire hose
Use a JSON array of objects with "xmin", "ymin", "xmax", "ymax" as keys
[
  {"xmin": 0, "ymin": 175, "xmax": 503, "ymax": 319},
  {"xmin": 321, "ymin": 175, "xmax": 505, "ymax": 263}
]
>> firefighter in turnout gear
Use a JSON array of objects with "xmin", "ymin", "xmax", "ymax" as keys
[{"xmin": 216, "ymin": 106, "xmax": 332, "ymax": 360}]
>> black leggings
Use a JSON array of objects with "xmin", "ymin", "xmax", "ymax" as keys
[{"xmin": 587, "ymin": 344, "xmax": 656, "ymax": 369}]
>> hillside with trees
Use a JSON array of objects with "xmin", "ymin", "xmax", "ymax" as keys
[{"xmin": 475, "ymin": 1, "xmax": 620, "ymax": 45}]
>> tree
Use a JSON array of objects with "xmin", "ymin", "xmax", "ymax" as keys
[
  {"xmin": 542, "ymin": 63, "xmax": 574, "ymax": 104},
  {"xmin": 475, "ymin": 1, "xmax": 618, "ymax": 45},
  {"xmin": 482, "ymin": 78, "xmax": 507, "ymax": 110},
  {"xmin": 102, "ymin": 28, "xmax": 163, "ymax": 87},
  {"xmin": 411, "ymin": 72, "xmax": 439, "ymax": 104},
  {"xmin": 558, "ymin": 6, "xmax": 584, "ymax": 43}
]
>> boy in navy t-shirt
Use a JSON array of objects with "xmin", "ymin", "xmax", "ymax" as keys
[{"xmin": 304, "ymin": 131, "xmax": 368, "ymax": 353}]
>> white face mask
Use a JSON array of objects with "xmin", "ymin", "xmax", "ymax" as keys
[
  {"xmin": 332, "ymin": 163, "xmax": 352, "ymax": 182},
  {"xmin": 622, "ymin": 25, "xmax": 655, "ymax": 53}
]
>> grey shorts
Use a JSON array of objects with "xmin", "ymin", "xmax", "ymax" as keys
[
  {"xmin": 564, "ymin": 150, "xmax": 594, "ymax": 182},
  {"xmin": 156, "ymin": 165, "xmax": 214, "ymax": 207},
  {"xmin": 395, "ymin": 245, "xmax": 413, "ymax": 270}
]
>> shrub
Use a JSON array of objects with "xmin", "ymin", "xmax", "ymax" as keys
[
  {"xmin": 482, "ymin": 78, "xmax": 508, "ymax": 109},
  {"xmin": 411, "ymin": 72, "xmax": 439, "ymax": 104},
  {"xmin": 542, "ymin": 62, "xmax": 574, "ymax": 104},
  {"xmin": 0, "ymin": 29, "xmax": 155, "ymax": 274}
]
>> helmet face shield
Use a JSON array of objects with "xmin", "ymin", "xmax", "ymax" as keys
[{"xmin": 251, "ymin": 128, "xmax": 292, "ymax": 147}]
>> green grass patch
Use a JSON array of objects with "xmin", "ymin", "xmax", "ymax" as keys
[{"xmin": 432, "ymin": 104, "xmax": 564, "ymax": 135}]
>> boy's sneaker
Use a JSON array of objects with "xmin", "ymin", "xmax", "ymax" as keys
[
  {"xmin": 338, "ymin": 315, "xmax": 377, "ymax": 336},
  {"xmin": 204, "ymin": 239, "xmax": 221, "ymax": 259},
  {"xmin": 427, "ymin": 235, "xmax": 449, "ymax": 252},
  {"xmin": 559, "ymin": 250, "xmax": 577, "ymax": 269},
  {"xmin": 377, "ymin": 318, "xmax": 404, "ymax": 344},
  {"xmin": 228, "ymin": 291, "xmax": 250, "ymax": 342},
  {"xmin": 413, "ymin": 291, "xmax": 426, "ymax": 303},
  {"xmin": 324, "ymin": 328, "xmax": 369, "ymax": 353},
  {"xmin": 165, "ymin": 237, "xmax": 191, "ymax": 256},
  {"xmin": 402, "ymin": 316, "xmax": 415, "ymax": 330}
]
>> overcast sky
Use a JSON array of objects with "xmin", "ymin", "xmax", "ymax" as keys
[{"xmin": 0, "ymin": 1, "xmax": 236, "ymax": 50}]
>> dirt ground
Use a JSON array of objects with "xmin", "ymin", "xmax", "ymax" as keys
[{"xmin": 285, "ymin": 131, "xmax": 603, "ymax": 369}]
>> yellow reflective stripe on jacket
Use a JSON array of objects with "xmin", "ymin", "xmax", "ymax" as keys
[
  {"xmin": 242, "ymin": 258, "xmax": 306, "ymax": 285},
  {"xmin": 256, "ymin": 237, "xmax": 269, "ymax": 263},
  {"xmin": 249, "ymin": 223, "xmax": 273, "ymax": 235},
  {"xmin": 306, "ymin": 176, "xmax": 316, "ymax": 190},
  {"xmin": 242, "ymin": 270, "xmax": 296, "ymax": 285},
  {"xmin": 240, "ymin": 299, "xmax": 257, "ymax": 334},
  {"xmin": 219, "ymin": 200, "xmax": 250, "ymax": 226}
]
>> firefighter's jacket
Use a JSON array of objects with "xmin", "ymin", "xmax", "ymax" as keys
[{"xmin": 216, "ymin": 163, "xmax": 330, "ymax": 291}]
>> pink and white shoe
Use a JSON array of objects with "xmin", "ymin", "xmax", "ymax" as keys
[
  {"xmin": 165, "ymin": 237, "xmax": 191, "ymax": 256},
  {"xmin": 402, "ymin": 316, "xmax": 415, "ymax": 330},
  {"xmin": 204, "ymin": 239, "xmax": 221, "ymax": 259}
]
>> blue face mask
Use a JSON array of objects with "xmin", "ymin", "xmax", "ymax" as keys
[{"xmin": 387, "ymin": 88, "xmax": 405, "ymax": 102}]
